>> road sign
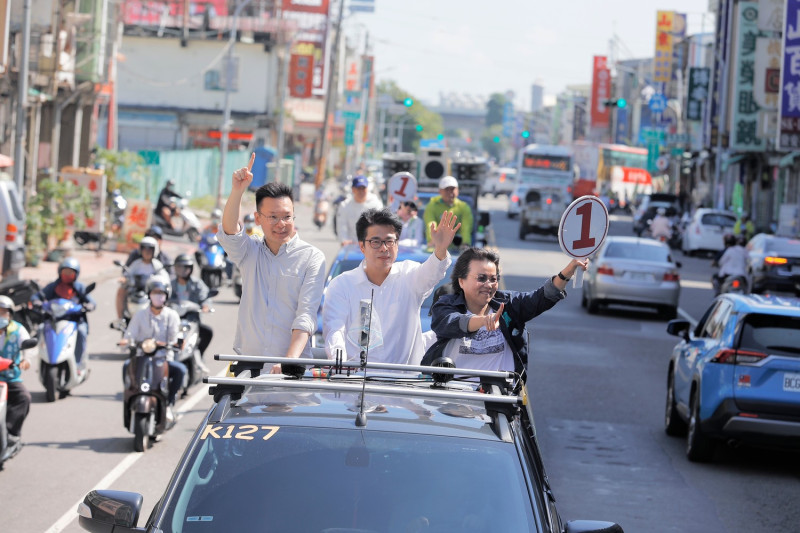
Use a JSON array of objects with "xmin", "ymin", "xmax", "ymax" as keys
[
  {"xmin": 387, "ymin": 172, "xmax": 417, "ymax": 211},
  {"xmin": 649, "ymin": 93, "xmax": 667, "ymax": 113},
  {"xmin": 558, "ymin": 195, "xmax": 609, "ymax": 287},
  {"xmin": 656, "ymin": 155, "xmax": 670, "ymax": 171}
]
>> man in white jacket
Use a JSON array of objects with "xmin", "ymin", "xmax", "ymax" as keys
[
  {"xmin": 323, "ymin": 207, "xmax": 460, "ymax": 365},
  {"xmin": 336, "ymin": 175, "xmax": 383, "ymax": 245}
]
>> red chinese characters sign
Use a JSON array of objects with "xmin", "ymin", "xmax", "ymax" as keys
[
  {"xmin": 591, "ymin": 56, "xmax": 610, "ymax": 128},
  {"xmin": 61, "ymin": 167, "xmax": 106, "ymax": 233},
  {"xmin": 282, "ymin": 0, "xmax": 329, "ymax": 15},
  {"xmin": 289, "ymin": 53, "xmax": 314, "ymax": 98},
  {"xmin": 121, "ymin": 199, "xmax": 152, "ymax": 247}
]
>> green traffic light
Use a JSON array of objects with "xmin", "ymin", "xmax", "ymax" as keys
[
  {"xmin": 415, "ymin": 124, "xmax": 423, "ymax": 132},
  {"xmin": 493, "ymin": 136, "xmax": 500, "ymax": 143},
  {"xmin": 617, "ymin": 98, "xmax": 627, "ymax": 109},
  {"xmin": 437, "ymin": 134, "xmax": 444, "ymax": 140},
  {"xmin": 403, "ymin": 97, "xmax": 414, "ymax": 107},
  {"xmin": 521, "ymin": 130, "xmax": 530, "ymax": 138}
]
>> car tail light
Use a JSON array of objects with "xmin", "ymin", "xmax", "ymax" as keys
[
  {"xmin": 765, "ymin": 256, "xmax": 788, "ymax": 265},
  {"xmin": 546, "ymin": 197, "xmax": 552, "ymax": 205},
  {"xmin": 731, "ymin": 278, "xmax": 742, "ymax": 289},
  {"xmin": 663, "ymin": 271, "xmax": 680, "ymax": 281},
  {"xmin": 711, "ymin": 348, "xmax": 767, "ymax": 364},
  {"xmin": 511, "ymin": 195, "xmax": 519, "ymax": 203},
  {"xmin": 597, "ymin": 265, "xmax": 614, "ymax": 275},
  {"xmin": 6, "ymin": 223, "xmax": 17, "ymax": 242}
]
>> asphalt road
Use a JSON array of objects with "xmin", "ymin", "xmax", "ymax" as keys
[{"xmin": 3, "ymin": 196, "xmax": 799, "ymax": 533}]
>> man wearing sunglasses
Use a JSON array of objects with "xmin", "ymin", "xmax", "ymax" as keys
[
  {"xmin": 322, "ymin": 207, "xmax": 460, "ymax": 365},
  {"xmin": 218, "ymin": 154, "xmax": 326, "ymax": 373}
]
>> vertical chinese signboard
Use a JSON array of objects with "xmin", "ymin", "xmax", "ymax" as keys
[
  {"xmin": 687, "ymin": 68, "xmax": 710, "ymax": 121},
  {"xmin": 654, "ymin": 11, "xmax": 674, "ymax": 86},
  {"xmin": 590, "ymin": 56, "xmax": 610, "ymax": 128},
  {"xmin": 779, "ymin": 0, "xmax": 800, "ymax": 150},
  {"xmin": 121, "ymin": 199, "xmax": 152, "ymax": 248},
  {"xmin": 61, "ymin": 167, "xmax": 106, "ymax": 235},
  {"xmin": 730, "ymin": 2, "xmax": 764, "ymax": 151},
  {"xmin": 288, "ymin": 51, "xmax": 314, "ymax": 98},
  {"xmin": 282, "ymin": 0, "xmax": 331, "ymax": 97}
]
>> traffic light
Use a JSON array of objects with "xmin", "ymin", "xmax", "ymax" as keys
[
  {"xmin": 415, "ymin": 124, "xmax": 423, "ymax": 132},
  {"xmin": 604, "ymin": 98, "xmax": 627, "ymax": 109},
  {"xmin": 437, "ymin": 134, "xmax": 444, "ymax": 140},
  {"xmin": 521, "ymin": 130, "xmax": 530, "ymax": 139},
  {"xmin": 403, "ymin": 97, "xmax": 414, "ymax": 107},
  {"xmin": 493, "ymin": 136, "xmax": 500, "ymax": 143}
]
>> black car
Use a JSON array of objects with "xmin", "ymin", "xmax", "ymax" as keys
[
  {"xmin": 632, "ymin": 193, "xmax": 681, "ymax": 236},
  {"xmin": 746, "ymin": 233, "xmax": 800, "ymax": 295},
  {"xmin": 76, "ymin": 356, "xmax": 624, "ymax": 533}
]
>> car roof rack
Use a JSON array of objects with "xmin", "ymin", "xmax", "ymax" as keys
[{"xmin": 205, "ymin": 354, "xmax": 524, "ymax": 423}]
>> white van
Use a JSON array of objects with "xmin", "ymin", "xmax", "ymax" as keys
[
  {"xmin": 0, "ymin": 179, "xmax": 27, "ymax": 281},
  {"xmin": 481, "ymin": 167, "xmax": 517, "ymax": 197}
]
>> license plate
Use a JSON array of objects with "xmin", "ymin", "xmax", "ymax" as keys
[
  {"xmin": 783, "ymin": 373, "xmax": 800, "ymax": 392},
  {"xmin": 625, "ymin": 271, "xmax": 654, "ymax": 282},
  {"xmin": 791, "ymin": 266, "xmax": 800, "ymax": 275}
]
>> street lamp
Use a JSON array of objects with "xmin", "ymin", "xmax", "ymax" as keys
[{"xmin": 215, "ymin": 0, "xmax": 253, "ymax": 210}]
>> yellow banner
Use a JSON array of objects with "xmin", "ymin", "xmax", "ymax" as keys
[{"xmin": 654, "ymin": 10, "xmax": 674, "ymax": 84}]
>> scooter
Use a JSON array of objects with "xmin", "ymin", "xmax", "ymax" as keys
[
  {"xmin": 167, "ymin": 295, "xmax": 215, "ymax": 397},
  {"xmin": 74, "ymin": 189, "xmax": 127, "ymax": 247},
  {"xmin": 152, "ymin": 196, "xmax": 201, "ymax": 242},
  {"xmin": 712, "ymin": 274, "xmax": 749, "ymax": 296},
  {"xmin": 34, "ymin": 282, "xmax": 96, "ymax": 402},
  {"xmin": 122, "ymin": 338, "xmax": 173, "ymax": 452},
  {"xmin": 195, "ymin": 232, "xmax": 226, "ymax": 290},
  {"xmin": 109, "ymin": 261, "xmax": 169, "ymax": 332},
  {"xmin": 0, "ymin": 338, "xmax": 39, "ymax": 467}
]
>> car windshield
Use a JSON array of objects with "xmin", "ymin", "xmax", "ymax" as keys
[
  {"xmin": 700, "ymin": 213, "xmax": 735, "ymax": 227},
  {"xmin": 158, "ymin": 426, "xmax": 537, "ymax": 532},
  {"xmin": 329, "ymin": 259, "xmax": 362, "ymax": 280},
  {"xmin": 604, "ymin": 242, "xmax": 671, "ymax": 262},
  {"xmin": 738, "ymin": 314, "xmax": 800, "ymax": 357},
  {"xmin": 765, "ymin": 238, "xmax": 800, "ymax": 255}
]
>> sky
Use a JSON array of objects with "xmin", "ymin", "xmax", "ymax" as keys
[{"xmin": 346, "ymin": 0, "xmax": 714, "ymax": 111}]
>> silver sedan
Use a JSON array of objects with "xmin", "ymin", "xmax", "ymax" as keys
[{"xmin": 582, "ymin": 236, "xmax": 682, "ymax": 319}]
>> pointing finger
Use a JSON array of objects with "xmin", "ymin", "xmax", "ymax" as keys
[{"xmin": 247, "ymin": 152, "xmax": 255, "ymax": 172}]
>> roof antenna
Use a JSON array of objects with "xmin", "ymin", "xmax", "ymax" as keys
[{"xmin": 356, "ymin": 290, "xmax": 374, "ymax": 427}]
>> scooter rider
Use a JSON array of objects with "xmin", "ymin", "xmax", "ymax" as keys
[
  {"xmin": 243, "ymin": 213, "xmax": 263, "ymax": 237},
  {"xmin": 649, "ymin": 207, "xmax": 672, "ymax": 240},
  {"xmin": 713, "ymin": 234, "xmax": 748, "ymax": 293},
  {"xmin": 121, "ymin": 280, "xmax": 186, "ymax": 423},
  {"xmin": 116, "ymin": 236, "xmax": 170, "ymax": 320},
  {"xmin": 125, "ymin": 226, "xmax": 173, "ymax": 276},
  {"xmin": 31, "ymin": 258, "xmax": 96, "ymax": 376},
  {"xmin": 170, "ymin": 254, "xmax": 213, "ymax": 359},
  {"xmin": 156, "ymin": 180, "xmax": 182, "ymax": 230},
  {"xmin": 0, "ymin": 296, "xmax": 37, "ymax": 459}
]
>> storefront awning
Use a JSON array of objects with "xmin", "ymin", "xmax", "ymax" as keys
[{"xmin": 779, "ymin": 151, "xmax": 800, "ymax": 167}]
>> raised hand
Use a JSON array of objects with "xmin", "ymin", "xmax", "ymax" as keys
[
  {"xmin": 231, "ymin": 153, "xmax": 255, "ymax": 195},
  {"xmin": 484, "ymin": 303, "xmax": 504, "ymax": 331},
  {"xmin": 429, "ymin": 210, "xmax": 461, "ymax": 257}
]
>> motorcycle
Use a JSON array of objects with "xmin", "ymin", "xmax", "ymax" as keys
[
  {"xmin": 313, "ymin": 197, "xmax": 330, "ymax": 230},
  {"xmin": 152, "ymin": 196, "xmax": 201, "ymax": 242},
  {"xmin": 0, "ymin": 338, "xmax": 39, "ymax": 467},
  {"xmin": 109, "ymin": 260, "xmax": 170, "ymax": 332},
  {"xmin": 167, "ymin": 293, "xmax": 216, "ymax": 397},
  {"xmin": 33, "ymin": 283, "xmax": 96, "ymax": 402},
  {"xmin": 712, "ymin": 274, "xmax": 749, "ymax": 296},
  {"xmin": 122, "ymin": 338, "xmax": 173, "ymax": 452},
  {"xmin": 74, "ymin": 189, "xmax": 127, "ymax": 248},
  {"xmin": 195, "ymin": 232, "xmax": 226, "ymax": 290}
]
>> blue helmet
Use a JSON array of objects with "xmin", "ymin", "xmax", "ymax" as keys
[
  {"xmin": 146, "ymin": 225, "xmax": 163, "ymax": 240},
  {"xmin": 58, "ymin": 257, "xmax": 81, "ymax": 278}
]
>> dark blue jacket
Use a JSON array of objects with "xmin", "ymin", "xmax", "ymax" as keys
[
  {"xmin": 421, "ymin": 280, "xmax": 564, "ymax": 379},
  {"xmin": 32, "ymin": 281, "xmax": 96, "ymax": 324}
]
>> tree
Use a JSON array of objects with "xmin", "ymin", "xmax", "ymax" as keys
[
  {"xmin": 377, "ymin": 80, "xmax": 444, "ymax": 152},
  {"xmin": 486, "ymin": 93, "xmax": 507, "ymax": 127}
]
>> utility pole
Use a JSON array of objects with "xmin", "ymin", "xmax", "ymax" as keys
[
  {"xmin": 13, "ymin": 0, "xmax": 32, "ymax": 195},
  {"xmin": 274, "ymin": 4, "xmax": 292, "ymax": 183},
  {"xmin": 314, "ymin": 0, "xmax": 346, "ymax": 189},
  {"xmin": 215, "ymin": 0, "xmax": 253, "ymax": 210}
]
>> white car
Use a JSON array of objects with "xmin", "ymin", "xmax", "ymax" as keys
[
  {"xmin": 482, "ymin": 167, "xmax": 517, "ymax": 197},
  {"xmin": 681, "ymin": 208, "xmax": 736, "ymax": 256},
  {"xmin": 507, "ymin": 184, "xmax": 530, "ymax": 219}
]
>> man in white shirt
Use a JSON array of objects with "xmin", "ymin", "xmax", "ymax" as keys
[
  {"xmin": 116, "ymin": 236, "xmax": 170, "ymax": 320},
  {"xmin": 714, "ymin": 234, "xmax": 749, "ymax": 293},
  {"xmin": 336, "ymin": 175, "xmax": 383, "ymax": 245},
  {"xmin": 323, "ymin": 207, "xmax": 460, "ymax": 365},
  {"xmin": 648, "ymin": 207, "xmax": 672, "ymax": 239},
  {"xmin": 398, "ymin": 201, "xmax": 424, "ymax": 246},
  {"xmin": 218, "ymin": 153, "xmax": 326, "ymax": 373}
]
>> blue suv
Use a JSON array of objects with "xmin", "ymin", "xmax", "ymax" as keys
[{"xmin": 664, "ymin": 294, "xmax": 800, "ymax": 462}]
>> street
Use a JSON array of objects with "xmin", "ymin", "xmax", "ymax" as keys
[{"xmin": 2, "ymin": 197, "xmax": 799, "ymax": 533}]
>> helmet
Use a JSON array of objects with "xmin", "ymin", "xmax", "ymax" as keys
[
  {"xmin": 146, "ymin": 279, "xmax": 171, "ymax": 299},
  {"xmin": 0, "ymin": 295, "xmax": 14, "ymax": 310},
  {"xmin": 58, "ymin": 257, "xmax": 81, "ymax": 278},
  {"xmin": 166, "ymin": 180, "xmax": 175, "ymax": 188},
  {"xmin": 211, "ymin": 208, "xmax": 222, "ymax": 219},
  {"xmin": 145, "ymin": 226, "xmax": 163, "ymax": 240},
  {"xmin": 724, "ymin": 234, "xmax": 737, "ymax": 247},
  {"xmin": 174, "ymin": 253, "xmax": 194, "ymax": 267},
  {"xmin": 139, "ymin": 236, "xmax": 159, "ymax": 255},
  {"xmin": 243, "ymin": 213, "xmax": 255, "ymax": 224},
  {"xmin": 657, "ymin": 207, "xmax": 666, "ymax": 215}
]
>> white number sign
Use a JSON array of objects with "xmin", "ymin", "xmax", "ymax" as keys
[
  {"xmin": 558, "ymin": 195, "xmax": 609, "ymax": 287},
  {"xmin": 387, "ymin": 172, "xmax": 417, "ymax": 211}
]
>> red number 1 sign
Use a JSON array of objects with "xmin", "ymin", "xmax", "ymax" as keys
[{"xmin": 558, "ymin": 195, "xmax": 609, "ymax": 287}]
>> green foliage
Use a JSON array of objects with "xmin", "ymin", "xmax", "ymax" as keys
[
  {"xmin": 93, "ymin": 148, "xmax": 150, "ymax": 199},
  {"xmin": 486, "ymin": 93, "xmax": 506, "ymax": 127},
  {"xmin": 25, "ymin": 179, "xmax": 93, "ymax": 260},
  {"xmin": 377, "ymin": 80, "xmax": 444, "ymax": 152}
]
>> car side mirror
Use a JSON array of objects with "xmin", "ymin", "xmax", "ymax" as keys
[
  {"xmin": 666, "ymin": 319, "xmax": 691, "ymax": 342},
  {"xmin": 77, "ymin": 490, "xmax": 143, "ymax": 531},
  {"xmin": 478, "ymin": 211, "xmax": 491, "ymax": 227}
]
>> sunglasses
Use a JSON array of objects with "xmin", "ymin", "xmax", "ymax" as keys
[{"xmin": 474, "ymin": 274, "xmax": 500, "ymax": 284}]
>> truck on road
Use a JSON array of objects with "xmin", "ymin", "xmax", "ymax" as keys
[{"xmin": 517, "ymin": 144, "xmax": 575, "ymax": 239}]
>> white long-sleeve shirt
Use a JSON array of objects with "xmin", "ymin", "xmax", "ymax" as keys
[
  {"xmin": 217, "ymin": 229, "xmax": 326, "ymax": 358},
  {"xmin": 125, "ymin": 307, "xmax": 180, "ymax": 360},
  {"xmin": 323, "ymin": 252, "xmax": 451, "ymax": 365},
  {"xmin": 718, "ymin": 245, "xmax": 748, "ymax": 277},
  {"xmin": 399, "ymin": 216, "xmax": 425, "ymax": 246},
  {"xmin": 336, "ymin": 194, "xmax": 384, "ymax": 243}
]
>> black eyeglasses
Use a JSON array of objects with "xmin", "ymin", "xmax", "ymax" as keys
[
  {"xmin": 363, "ymin": 238, "xmax": 398, "ymax": 249},
  {"xmin": 474, "ymin": 274, "xmax": 500, "ymax": 284}
]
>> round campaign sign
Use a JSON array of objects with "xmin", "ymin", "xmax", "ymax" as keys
[
  {"xmin": 558, "ymin": 195, "xmax": 609, "ymax": 259},
  {"xmin": 388, "ymin": 172, "xmax": 417, "ymax": 211}
]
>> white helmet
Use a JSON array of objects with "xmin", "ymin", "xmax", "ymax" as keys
[
  {"xmin": 139, "ymin": 236, "xmax": 159, "ymax": 256},
  {"xmin": 657, "ymin": 207, "xmax": 666, "ymax": 215},
  {"xmin": 0, "ymin": 295, "xmax": 14, "ymax": 310}
]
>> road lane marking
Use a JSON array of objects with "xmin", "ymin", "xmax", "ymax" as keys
[
  {"xmin": 680, "ymin": 279, "xmax": 713, "ymax": 290},
  {"xmin": 44, "ymin": 367, "xmax": 226, "ymax": 533}
]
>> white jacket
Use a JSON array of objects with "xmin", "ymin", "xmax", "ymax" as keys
[{"xmin": 336, "ymin": 194, "xmax": 384, "ymax": 242}]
